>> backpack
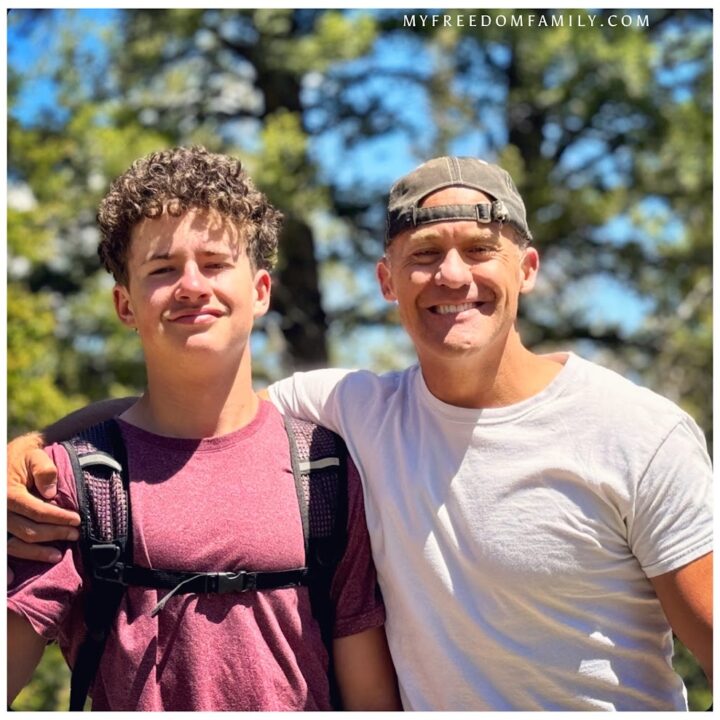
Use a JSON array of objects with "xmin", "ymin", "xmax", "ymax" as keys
[{"xmin": 61, "ymin": 416, "xmax": 349, "ymax": 711}]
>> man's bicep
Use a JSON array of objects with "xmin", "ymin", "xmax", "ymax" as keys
[
  {"xmin": 630, "ymin": 418, "xmax": 712, "ymax": 574},
  {"xmin": 650, "ymin": 551, "xmax": 713, "ymax": 683}
]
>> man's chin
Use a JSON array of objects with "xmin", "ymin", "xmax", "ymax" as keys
[{"xmin": 421, "ymin": 336, "xmax": 491, "ymax": 359}]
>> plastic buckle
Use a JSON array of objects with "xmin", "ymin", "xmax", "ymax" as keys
[
  {"xmin": 492, "ymin": 200, "xmax": 508, "ymax": 223},
  {"xmin": 89, "ymin": 543, "xmax": 128, "ymax": 584},
  {"xmin": 90, "ymin": 542, "xmax": 122, "ymax": 569},
  {"xmin": 216, "ymin": 571, "xmax": 256, "ymax": 593},
  {"xmin": 93, "ymin": 561, "xmax": 127, "ymax": 585}
]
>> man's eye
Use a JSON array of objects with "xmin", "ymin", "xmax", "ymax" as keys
[
  {"xmin": 413, "ymin": 249, "xmax": 439, "ymax": 259},
  {"xmin": 149, "ymin": 266, "xmax": 173, "ymax": 275},
  {"xmin": 207, "ymin": 263, "xmax": 230, "ymax": 270}
]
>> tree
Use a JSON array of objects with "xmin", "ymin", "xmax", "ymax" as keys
[
  {"xmin": 8, "ymin": 8, "xmax": 711, "ymax": 710},
  {"xmin": 391, "ymin": 9, "xmax": 711, "ymax": 437}
]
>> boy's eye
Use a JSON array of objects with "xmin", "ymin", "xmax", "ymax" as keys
[{"xmin": 149, "ymin": 266, "xmax": 174, "ymax": 276}]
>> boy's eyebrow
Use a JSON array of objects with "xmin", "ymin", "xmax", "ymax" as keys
[{"xmin": 142, "ymin": 248, "xmax": 232, "ymax": 264}]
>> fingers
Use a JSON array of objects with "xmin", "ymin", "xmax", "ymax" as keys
[
  {"xmin": 27, "ymin": 448, "xmax": 59, "ymax": 500},
  {"xmin": 8, "ymin": 512, "xmax": 80, "ymax": 545},
  {"xmin": 7, "ymin": 535, "xmax": 65, "ymax": 564},
  {"xmin": 7, "ymin": 488, "xmax": 81, "ymax": 526}
]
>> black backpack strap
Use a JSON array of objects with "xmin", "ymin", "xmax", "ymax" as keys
[
  {"xmin": 284, "ymin": 417, "xmax": 349, "ymax": 710},
  {"xmin": 62, "ymin": 419, "xmax": 130, "ymax": 712},
  {"xmin": 145, "ymin": 566, "xmax": 310, "ymax": 616}
]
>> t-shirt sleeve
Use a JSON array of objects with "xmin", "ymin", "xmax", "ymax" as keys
[
  {"xmin": 628, "ymin": 416, "xmax": 713, "ymax": 578},
  {"xmin": 329, "ymin": 458, "xmax": 385, "ymax": 638},
  {"xmin": 8, "ymin": 443, "xmax": 85, "ymax": 642},
  {"xmin": 267, "ymin": 369, "xmax": 353, "ymax": 435}
]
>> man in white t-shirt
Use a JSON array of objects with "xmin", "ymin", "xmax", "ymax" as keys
[{"xmin": 8, "ymin": 157, "xmax": 713, "ymax": 710}]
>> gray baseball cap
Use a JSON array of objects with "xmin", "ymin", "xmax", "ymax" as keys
[{"xmin": 385, "ymin": 156, "xmax": 532, "ymax": 245}]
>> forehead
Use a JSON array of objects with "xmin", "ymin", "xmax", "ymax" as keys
[
  {"xmin": 129, "ymin": 208, "xmax": 243, "ymax": 259},
  {"xmin": 419, "ymin": 185, "xmax": 494, "ymax": 208}
]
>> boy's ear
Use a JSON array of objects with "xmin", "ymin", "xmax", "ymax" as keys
[
  {"xmin": 113, "ymin": 284, "xmax": 137, "ymax": 328},
  {"xmin": 252, "ymin": 269, "xmax": 272, "ymax": 318}
]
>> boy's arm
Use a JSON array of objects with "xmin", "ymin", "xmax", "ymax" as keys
[
  {"xmin": 333, "ymin": 626, "xmax": 401, "ymax": 710},
  {"xmin": 7, "ymin": 610, "xmax": 47, "ymax": 706},
  {"xmin": 328, "ymin": 453, "xmax": 400, "ymax": 710},
  {"xmin": 8, "ymin": 397, "xmax": 137, "ymax": 564}
]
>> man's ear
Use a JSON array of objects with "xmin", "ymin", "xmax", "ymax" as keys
[
  {"xmin": 376, "ymin": 257, "xmax": 397, "ymax": 302},
  {"xmin": 252, "ymin": 269, "xmax": 272, "ymax": 318},
  {"xmin": 519, "ymin": 247, "xmax": 540, "ymax": 295},
  {"xmin": 113, "ymin": 284, "xmax": 137, "ymax": 328}
]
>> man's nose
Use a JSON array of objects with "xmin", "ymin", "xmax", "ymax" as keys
[
  {"xmin": 435, "ymin": 249, "xmax": 472, "ymax": 288},
  {"xmin": 175, "ymin": 263, "xmax": 211, "ymax": 301}
]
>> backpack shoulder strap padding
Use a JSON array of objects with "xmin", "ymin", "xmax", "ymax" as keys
[
  {"xmin": 283, "ymin": 416, "xmax": 349, "ymax": 564},
  {"xmin": 62, "ymin": 419, "xmax": 131, "ymax": 711},
  {"xmin": 283, "ymin": 416, "xmax": 349, "ymax": 710}
]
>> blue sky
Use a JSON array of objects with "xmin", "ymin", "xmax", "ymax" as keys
[{"xmin": 8, "ymin": 7, "xmax": 699, "ymax": 369}]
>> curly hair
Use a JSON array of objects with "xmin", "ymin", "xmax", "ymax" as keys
[{"xmin": 97, "ymin": 146, "xmax": 283, "ymax": 285}]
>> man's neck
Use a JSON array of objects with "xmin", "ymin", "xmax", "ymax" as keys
[
  {"xmin": 121, "ymin": 354, "xmax": 259, "ymax": 438},
  {"xmin": 420, "ymin": 334, "xmax": 565, "ymax": 409}
]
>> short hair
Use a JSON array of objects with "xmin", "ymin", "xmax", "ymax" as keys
[
  {"xmin": 506, "ymin": 223, "xmax": 531, "ymax": 249},
  {"xmin": 97, "ymin": 146, "xmax": 283, "ymax": 285}
]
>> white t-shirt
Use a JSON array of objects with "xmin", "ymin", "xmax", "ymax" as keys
[{"xmin": 268, "ymin": 353, "xmax": 712, "ymax": 710}]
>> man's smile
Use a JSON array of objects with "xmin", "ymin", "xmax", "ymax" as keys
[
  {"xmin": 427, "ymin": 299, "xmax": 496, "ymax": 317},
  {"xmin": 431, "ymin": 302, "xmax": 483, "ymax": 315}
]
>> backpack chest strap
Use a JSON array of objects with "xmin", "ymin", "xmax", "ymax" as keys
[
  {"xmin": 91, "ymin": 557, "xmax": 310, "ymax": 616},
  {"xmin": 98, "ymin": 563, "xmax": 310, "ymax": 593}
]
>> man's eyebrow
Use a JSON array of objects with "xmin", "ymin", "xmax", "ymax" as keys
[
  {"xmin": 405, "ymin": 229, "xmax": 441, "ymax": 244},
  {"xmin": 406, "ymin": 228, "xmax": 500, "ymax": 244}
]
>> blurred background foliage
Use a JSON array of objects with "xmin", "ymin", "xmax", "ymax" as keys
[{"xmin": 7, "ymin": 8, "xmax": 711, "ymax": 710}]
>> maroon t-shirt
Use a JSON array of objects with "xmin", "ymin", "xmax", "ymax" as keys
[{"xmin": 8, "ymin": 402, "xmax": 385, "ymax": 710}]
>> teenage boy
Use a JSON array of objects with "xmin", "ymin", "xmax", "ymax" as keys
[{"xmin": 7, "ymin": 147, "xmax": 400, "ymax": 711}]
